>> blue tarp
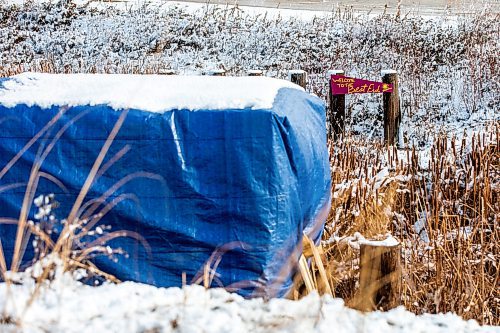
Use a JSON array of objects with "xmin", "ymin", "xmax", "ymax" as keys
[{"xmin": 0, "ymin": 78, "xmax": 330, "ymax": 297}]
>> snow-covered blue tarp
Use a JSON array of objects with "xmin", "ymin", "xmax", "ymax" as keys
[{"xmin": 0, "ymin": 73, "xmax": 330, "ymax": 297}]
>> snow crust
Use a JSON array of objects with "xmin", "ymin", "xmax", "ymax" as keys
[
  {"xmin": 0, "ymin": 275, "xmax": 493, "ymax": 333},
  {"xmin": 326, "ymin": 70, "xmax": 345, "ymax": 77},
  {"xmin": 287, "ymin": 69, "xmax": 306, "ymax": 75},
  {"xmin": 327, "ymin": 232, "xmax": 400, "ymax": 250},
  {"xmin": 0, "ymin": 72, "xmax": 303, "ymax": 113},
  {"xmin": 360, "ymin": 235, "xmax": 400, "ymax": 247},
  {"xmin": 381, "ymin": 69, "xmax": 398, "ymax": 76},
  {"xmin": 247, "ymin": 70, "xmax": 264, "ymax": 75}
]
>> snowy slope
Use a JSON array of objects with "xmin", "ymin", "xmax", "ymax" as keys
[{"xmin": 0, "ymin": 275, "xmax": 495, "ymax": 333}]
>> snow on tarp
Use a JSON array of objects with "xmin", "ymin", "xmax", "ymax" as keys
[
  {"xmin": 0, "ymin": 73, "xmax": 330, "ymax": 297},
  {"xmin": 0, "ymin": 72, "xmax": 303, "ymax": 111}
]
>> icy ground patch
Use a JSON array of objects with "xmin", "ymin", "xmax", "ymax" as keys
[{"xmin": 0, "ymin": 276, "xmax": 495, "ymax": 333}]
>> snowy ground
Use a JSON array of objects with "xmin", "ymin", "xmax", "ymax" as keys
[
  {"xmin": 174, "ymin": 0, "xmax": 500, "ymax": 14},
  {"xmin": 0, "ymin": 269, "xmax": 496, "ymax": 333}
]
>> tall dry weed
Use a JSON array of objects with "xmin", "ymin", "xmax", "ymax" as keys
[{"xmin": 298, "ymin": 124, "xmax": 499, "ymax": 325}]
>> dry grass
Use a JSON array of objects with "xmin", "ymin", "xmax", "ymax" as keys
[
  {"xmin": 0, "ymin": 108, "xmax": 159, "ymax": 326},
  {"xmin": 293, "ymin": 123, "xmax": 499, "ymax": 325}
]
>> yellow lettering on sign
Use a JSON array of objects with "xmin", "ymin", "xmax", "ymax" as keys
[
  {"xmin": 367, "ymin": 84, "xmax": 381, "ymax": 93},
  {"xmin": 333, "ymin": 77, "xmax": 355, "ymax": 84},
  {"xmin": 347, "ymin": 84, "xmax": 355, "ymax": 94}
]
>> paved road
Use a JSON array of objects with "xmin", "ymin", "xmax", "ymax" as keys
[{"xmin": 176, "ymin": 0, "xmax": 499, "ymax": 14}]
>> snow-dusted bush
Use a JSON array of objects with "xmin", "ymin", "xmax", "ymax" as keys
[{"xmin": 0, "ymin": 1, "xmax": 498, "ymax": 143}]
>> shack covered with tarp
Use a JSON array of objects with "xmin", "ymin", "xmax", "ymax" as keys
[{"xmin": 0, "ymin": 73, "xmax": 330, "ymax": 297}]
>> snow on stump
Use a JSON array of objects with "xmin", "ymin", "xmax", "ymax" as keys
[{"xmin": 0, "ymin": 73, "xmax": 331, "ymax": 298}]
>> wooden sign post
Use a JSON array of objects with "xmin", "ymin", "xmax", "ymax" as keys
[
  {"xmin": 288, "ymin": 70, "xmax": 307, "ymax": 90},
  {"xmin": 382, "ymin": 70, "xmax": 400, "ymax": 146},
  {"xmin": 327, "ymin": 70, "xmax": 346, "ymax": 140},
  {"xmin": 328, "ymin": 71, "xmax": 398, "ymax": 144}
]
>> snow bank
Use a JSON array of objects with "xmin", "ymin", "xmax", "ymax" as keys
[
  {"xmin": 0, "ymin": 73, "xmax": 303, "ymax": 113},
  {"xmin": 360, "ymin": 235, "xmax": 400, "ymax": 247},
  {"xmin": 0, "ymin": 276, "xmax": 493, "ymax": 333}
]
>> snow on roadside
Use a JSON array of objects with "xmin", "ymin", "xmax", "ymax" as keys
[{"xmin": 0, "ymin": 274, "xmax": 495, "ymax": 333}]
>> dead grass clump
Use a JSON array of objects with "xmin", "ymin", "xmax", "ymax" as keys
[
  {"xmin": 294, "ymin": 124, "xmax": 498, "ymax": 325},
  {"xmin": 0, "ymin": 108, "xmax": 156, "ymax": 322},
  {"xmin": 397, "ymin": 125, "xmax": 499, "ymax": 324}
]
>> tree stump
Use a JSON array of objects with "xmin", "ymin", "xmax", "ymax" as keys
[{"xmin": 357, "ymin": 239, "xmax": 401, "ymax": 311}]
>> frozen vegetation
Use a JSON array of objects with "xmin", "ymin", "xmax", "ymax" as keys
[{"xmin": 0, "ymin": 0, "xmax": 498, "ymax": 143}]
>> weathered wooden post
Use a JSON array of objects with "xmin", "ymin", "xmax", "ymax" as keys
[
  {"xmin": 357, "ymin": 237, "xmax": 401, "ymax": 311},
  {"xmin": 247, "ymin": 70, "xmax": 263, "ymax": 76},
  {"xmin": 288, "ymin": 70, "xmax": 307, "ymax": 90},
  {"xmin": 327, "ymin": 70, "xmax": 346, "ymax": 140},
  {"xmin": 382, "ymin": 70, "xmax": 400, "ymax": 145}
]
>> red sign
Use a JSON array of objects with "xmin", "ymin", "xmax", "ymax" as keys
[{"xmin": 331, "ymin": 75, "xmax": 393, "ymax": 95}]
